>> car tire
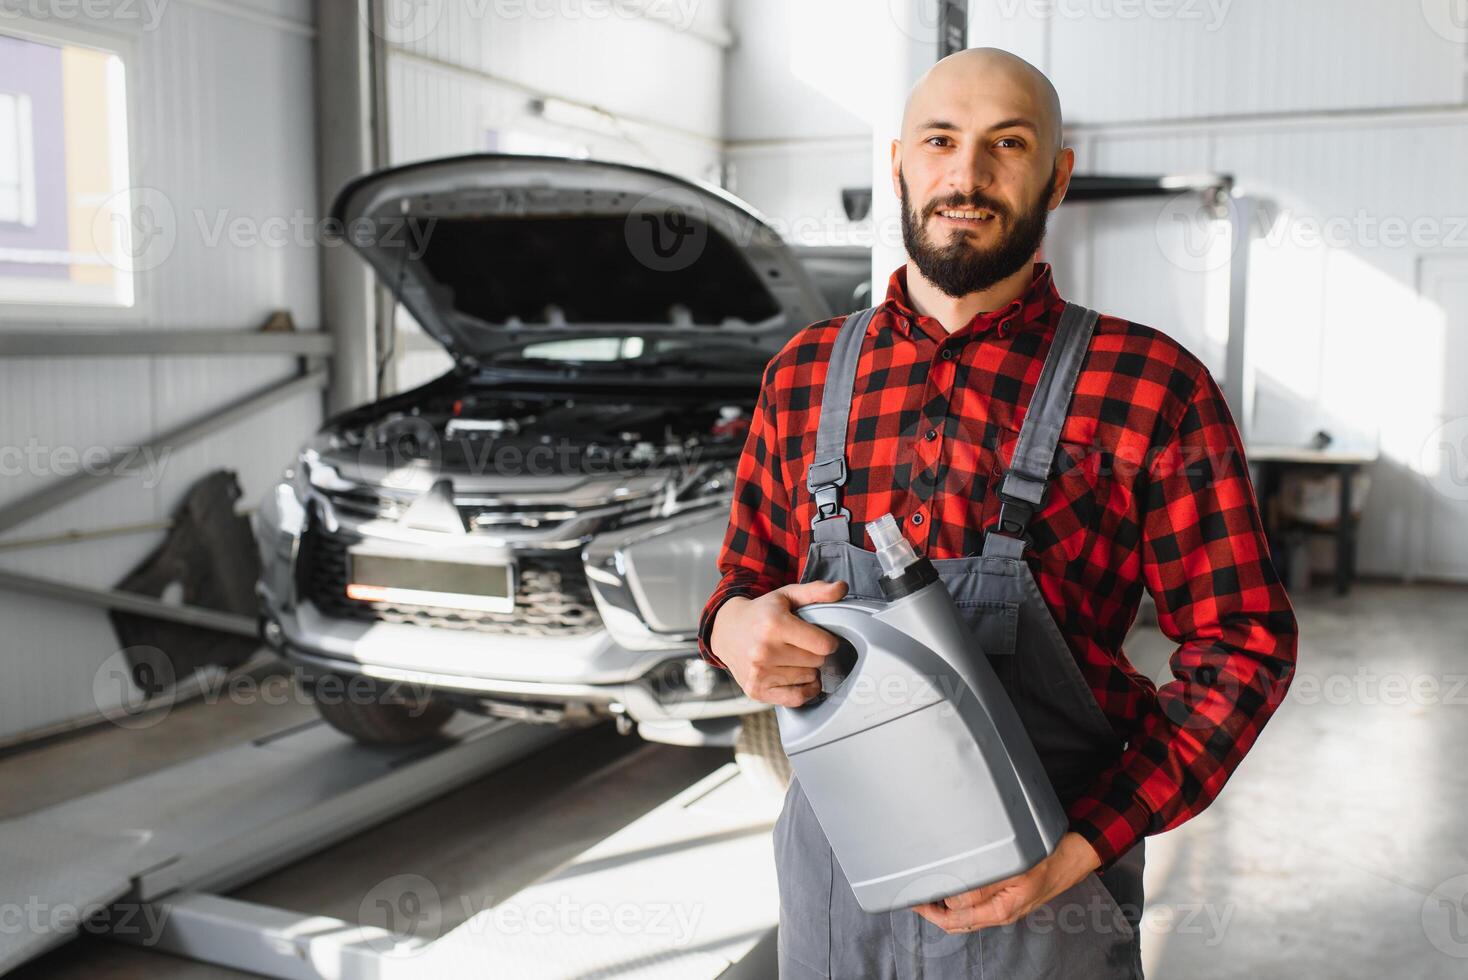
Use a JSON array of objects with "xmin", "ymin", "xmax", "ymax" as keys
[
  {"xmin": 307, "ymin": 677, "xmax": 456, "ymax": 745},
  {"xmin": 734, "ymin": 708, "xmax": 791, "ymax": 794}
]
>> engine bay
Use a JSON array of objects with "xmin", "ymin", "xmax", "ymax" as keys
[{"xmin": 342, "ymin": 386, "xmax": 756, "ymax": 478}]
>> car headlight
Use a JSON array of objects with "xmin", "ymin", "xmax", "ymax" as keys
[{"xmin": 583, "ymin": 507, "xmax": 726, "ymax": 651}]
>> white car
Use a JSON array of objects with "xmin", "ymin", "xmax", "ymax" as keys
[{"xmin": 252, "ymin": 154, "xmax": 865, "ymax": 768}]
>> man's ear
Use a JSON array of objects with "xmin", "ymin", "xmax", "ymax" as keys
[
  {"xmin": 1047, "ymin": 146, "xmax": 1076, "ymax": 211},
  {"xmin": 890, "ymin": 140, "xmax": 903, "ymax": 200}
]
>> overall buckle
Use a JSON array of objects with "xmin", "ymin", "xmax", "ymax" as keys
[
  {"xmin": 995, "ymin": 491, "xmax": 1035, "ymax": 538},
  {"xmin": 807, "ymin": 457, "xmax": 850, "ymax": 527},
  {"xmin": 811, "ymin": 486, "xmax": 851, "ymax": 525}
]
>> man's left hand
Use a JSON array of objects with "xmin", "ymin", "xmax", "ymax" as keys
[{"xmin": 911, "ymin": 832, "xmax": 1102, "ymax": 933}]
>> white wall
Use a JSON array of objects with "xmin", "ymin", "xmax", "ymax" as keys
[
  {"xmin": 0, "ymin": 0, "xmax": 322, "ymax": 741},
  {"xmin": 722, "ymin": 0, "xmax": 875, "ymax": 251},
  {"xmin": 381, "ymin": 0, "xmax": 733, "ymax": 389},
  {"xmin": 1029, "ymin": 1, "xmax": 1468, "ymax": 583}
]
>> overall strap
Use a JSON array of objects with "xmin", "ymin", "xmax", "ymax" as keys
[
  {"xmin": 806, "ymin": 307, "xmax": 879, "ymax": 543},
  {"xmin": 982, "ymin": 302, "xmax": 1102, "ymax": 559}
]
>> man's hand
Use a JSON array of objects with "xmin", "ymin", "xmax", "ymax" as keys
[
  {"xmin": 911, "ymin": 832, "xmax": 1102, "ymax": 933},
  {"xmin": 709, "ymin": 581, "xmax": 848, "ymax": 707}
]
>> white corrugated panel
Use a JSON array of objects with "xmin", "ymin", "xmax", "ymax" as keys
[
  {"xmin": 725, "ymin": 140, "xmax": 872, "ymax": 246},
  {"xmin": 1051, "ymin": 0, "xmax": 1466, "ymax": 125},
  {"xmin": 382, "ymin": 0, "xmax": 731, "ymax": 396},
  {"xmin": 385, "ymin": 46, "xmax": 722, "ymax": 180},
  {"xmin": 0, "ymin": 0, "xmax": 323, "ymax": 741},
  {"xmin": 1082, "ymin": 134, "xmax": 1223, "ymax": 373},
  {"xmin": 1214, "ymin": 119, "xmax": 1468, "ymax": 580},
  {"xmin": 722, "ymin": 0, "xmax": 870, "ymax": 142},
  {"xmin": 387, "ymin": 0, "xmax": 725, "ymax": 164},
  {"xmin": 134, "ymin": 0, "xmax": 321, "ymax": 330},
  {"xmin": 148, "ymin": 357, "xmax": 321, "ymax": 510}
]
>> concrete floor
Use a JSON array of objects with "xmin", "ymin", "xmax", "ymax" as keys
[
  {"xmin": 3, "ymin": 580, "xmax": 1467, "ymax": 978},
  {"xmin": 6, "ymin": 707, "xmax": 727, "ymax": 979},
  {"xmin": 1130, "ymin": 581, "xmax": 1468, "ymax": 979}
]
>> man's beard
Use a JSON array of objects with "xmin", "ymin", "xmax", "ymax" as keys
[{"xmin": 899, "ymin": 167, "xmax": 1057, "ymax": 298}]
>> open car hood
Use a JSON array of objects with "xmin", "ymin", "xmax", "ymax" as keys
[{"xmin": 330, "ymin": 154, "xmax": 833, "ymax": 364}]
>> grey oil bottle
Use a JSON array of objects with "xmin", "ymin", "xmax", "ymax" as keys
[{"xmin": 776, "ymin": 513, "xmax": 1068, "ymax": 913}]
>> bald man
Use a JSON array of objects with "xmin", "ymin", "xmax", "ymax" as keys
[{"xmin": 700, "ymin": 48, "xmax": 1297, "ymax": 978}]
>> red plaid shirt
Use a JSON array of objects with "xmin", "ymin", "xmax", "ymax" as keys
[{"xmin": 697, "ymin": 261, "xmax": 1298, "ymax": 867}]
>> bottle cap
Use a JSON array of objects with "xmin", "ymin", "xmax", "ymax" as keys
[{"xmin": 867, "ymin": 513, "xmax": 919, "ymax": 579}]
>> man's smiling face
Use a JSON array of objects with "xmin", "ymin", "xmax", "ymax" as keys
[{"xmin": 892, "ymin": 48, "xmax": 1073, "ymax": 298}]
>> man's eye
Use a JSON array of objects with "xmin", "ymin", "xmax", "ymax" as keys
[
  {"xmin": 997, "ymin": 137, "xmax": 1025, "ymax": 149},
  {"xmin": 926, "ymin": 136, "xmax": 951, "ymax": 147}
]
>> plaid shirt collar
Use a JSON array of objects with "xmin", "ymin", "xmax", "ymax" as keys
[{"xmin": 878, "ymin": 261, "xmax": 1066, "ymax": 344}]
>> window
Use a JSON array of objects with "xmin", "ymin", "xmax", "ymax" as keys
[
  {"xmin": 519, "ymin": 336, "xmax": 646, "ymax": 362},
  {"xmin": 0, "ymin": 93, "xmax": 37, "ymax": 227},
  {"xmin": 0, "ymin": 29, "xmax": 135, "ymax": 309}
]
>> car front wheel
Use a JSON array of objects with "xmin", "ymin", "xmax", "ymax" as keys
[{"xmin": 734, "ymin": 709, "xmax": 792, "ymax": 794}]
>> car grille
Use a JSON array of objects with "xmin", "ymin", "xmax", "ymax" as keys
[
  {"xmin": 321, "ymin": 487, "xmax": 401, "ymax": 521},
  {"xmin": 317, "ymin": 488, "xmax": 642, "ymax": 534},
  {"xmin": 300, "ymin": 530, "xmax": 602, "ymax": 638}
]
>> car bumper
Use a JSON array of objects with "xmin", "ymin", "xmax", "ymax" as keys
[{"xmin": 268, "ymin": 601, "xmax": 764, "ymax": 729}]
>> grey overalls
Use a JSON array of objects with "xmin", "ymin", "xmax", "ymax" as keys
[{"xmin": 773, "ymin": 302, "xmax": 1146, "ymax": 979}]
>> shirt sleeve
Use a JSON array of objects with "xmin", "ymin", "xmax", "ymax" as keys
[
  {"xmin": 696, "ymin": 358, "xmax": 802, "ymax": 670},
  {"xmin": 1066, "ymin": 368, "xmax": 1300, "ymax": 868}
]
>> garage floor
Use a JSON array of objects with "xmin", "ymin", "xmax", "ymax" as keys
[{"xmin": 3, "ymin": 581, "xmax": 1465, "ymax": 979}]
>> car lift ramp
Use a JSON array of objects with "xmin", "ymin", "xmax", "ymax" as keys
[
  {"xmin": 129, "ymin": 761, "xmax": 782, "ymax": 979},
  {"xmin": 0, "ymin": 716, "xmax": 563, "ymax": 975},
  {"xmin": 0, "ymin": 716, "xmax": 782, "ymax": 979}
]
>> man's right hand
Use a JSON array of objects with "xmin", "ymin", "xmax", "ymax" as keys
[{"xmin": 708, "ymin": 580, "xmax": 849, "ymax": 707}]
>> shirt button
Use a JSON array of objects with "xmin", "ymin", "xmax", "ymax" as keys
[
  {"xmin": 941, "ymin": 348, "xmax": 955, "ymax": 361},
  {"xmin": 924, "ymin": 428, "xmax": 937, "ymax": 441},
  {"xmin": 910, "ymin": 513, "xmax": 925, "ymax": 526}
]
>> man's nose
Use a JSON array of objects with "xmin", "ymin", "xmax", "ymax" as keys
[{"xmin": 945, "ymin": 144, "xmax": 996, "ymax": 199}]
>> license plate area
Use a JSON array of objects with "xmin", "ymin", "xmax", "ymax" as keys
[{"xmin": 345, "ymin": 548, "xmax": 515, "ymax": 614}]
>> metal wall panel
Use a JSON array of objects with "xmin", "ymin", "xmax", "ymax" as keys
[
  {"xmin": 0, "ymin": 0, "xmax": 323, "ymax": 741},
  {"xmin": 1076, "ymin": 114, "xmax": 1468, "ymax": 582},
  {"xmin": 390, "ymin": 0, "xmax": 728, "ymax": 142},
  {"xmin": 725, "ymin": 139, "xmax": 873, "ymax": 246},
  {"xmin": 1083, "ymin": 134, "xmax": 1222, "ymax": 373},
  {"xmin": 1217, "ymin": 120, "xmax": 1468, "ymax": 581},
  {"xmin": 135, "ymin": 0, "xmax": 321, "ymax": 331},
  {"xmin": 722, "ymin": 0, "xmax": 870, "ymax": 142},
  {"xmin": 1050, "ymin": 0, "xmax": 1466, "ymax": 125},
  {"xmin": 384, "ymin": 41, "xmax": 723, "ymax": 177},
  {"xmin": 148, "ymin": 357, "xmax": 322, "ymax": 510},
  {"xmin": 382, "ymin": 0, "xmax": 730, "ymax": 392}
]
